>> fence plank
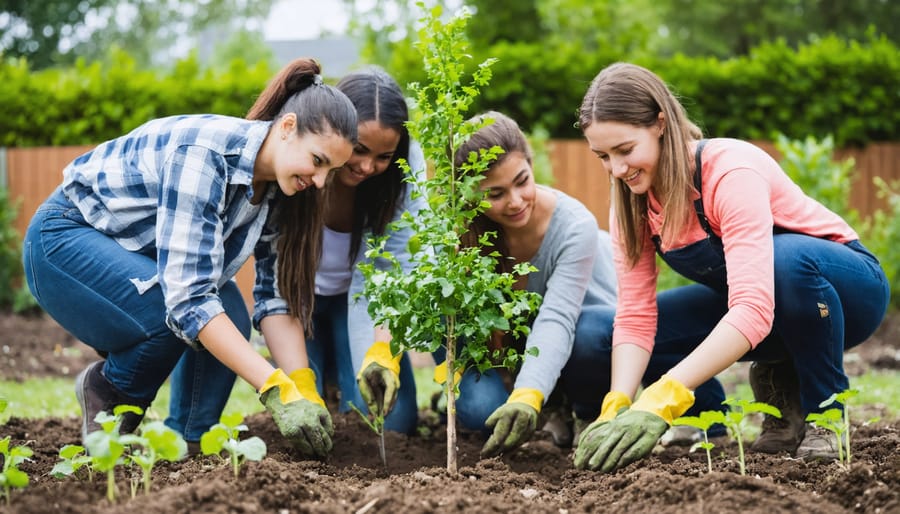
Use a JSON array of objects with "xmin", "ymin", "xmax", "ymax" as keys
[{"xmin": 7, "ymin": 140, "xmax": 900, "ymax": 310}]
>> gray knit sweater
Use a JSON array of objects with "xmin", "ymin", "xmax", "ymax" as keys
[{"xmin": 514, "ymin": 186, "xmax": 617, "ymax": 399}]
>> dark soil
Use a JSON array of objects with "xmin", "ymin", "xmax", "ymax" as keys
[{"xmin": 1, "ymin": 311, "xmax": 899, "ymax": 513}]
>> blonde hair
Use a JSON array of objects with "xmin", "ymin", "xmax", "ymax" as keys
[{"xmin": 579, "ymin": 63, "xmax": 703, "ymax": 266}]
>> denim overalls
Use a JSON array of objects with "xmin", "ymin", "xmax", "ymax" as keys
[{"xmin": 651, "ymin": 140, "xmax": 889, "ymax": 414}]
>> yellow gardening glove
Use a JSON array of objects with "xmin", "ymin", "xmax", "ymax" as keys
[
  {"xmin": 259, "ymin": 368, "xmax": 333, "ymax": 457},
  {"xmin": 356, "ymin": 341, "xmax": 402, "ymax": 417},
  {"xmin": 574, "ymin": 391, "xmax": 631, "ymax": 450},
  {"xmin": 631, "ymin": 374, "xmax": 695, "ymax": 424},
  {"xmin": 481, "ymin": 388, "xmax": 543, "ymax": 457},
  {"xmin": 574, "ymin": 375, "xmax": 694, "ymax": 472},
  {"xmin": 433, "ymin": 360, "xmax": 462, "ymax": 387},
  {"xmin": 288, "ymin": 368, "xmax": 326, "ymax": 407},
  {"xmin": 598, "ymin": 391, "xmax": 632, "ymax": 422}
]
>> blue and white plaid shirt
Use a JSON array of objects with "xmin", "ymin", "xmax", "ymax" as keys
[{"xmin": 62, "ymin": 114, "xmax": 288, "ymax": 344}]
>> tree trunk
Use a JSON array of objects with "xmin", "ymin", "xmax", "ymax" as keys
[{"xmin": 445, "ymin": 320, "xmax": 458, "ymax": 475}]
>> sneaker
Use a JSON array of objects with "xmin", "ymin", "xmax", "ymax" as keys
[
  {"xmin": 75, "ymin": 361, "xmax": 147, "ymax": 442},
  {"xmin": 748, "ymin": 360, "xmax": 806, "ymax": 454},
  {"xmin": 660, "ymin": 425, "xmax": 703, "ymax": 447},
  {"xmin": 795, "ymin": 424, "xmax": 840, "ymax": 461},
  {"xmin": 540, "ymin": 409, "xmax": 573, "ymax": 447}
]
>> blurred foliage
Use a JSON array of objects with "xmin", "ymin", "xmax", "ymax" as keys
[
  {"xmin": 0, "ymin": 0, "xmax": 275, "ymax": 69},
  {"xmin": 774, "ymin": 134, "xmax": 856, "ymax": 218},
  {"xmin": 0, "ymin": 187, "xmax": 23, "ymax": 309},
  {"xmin": 654, "ymin": 0, "xmax": 900, "ymax": 59},
  {"xmin": 341, "ymin": 2, "xmax": 900, "ymax": 144},
  {"xmin": 860, "ymin": 179, "xmax": 900, "ymax": 309}
]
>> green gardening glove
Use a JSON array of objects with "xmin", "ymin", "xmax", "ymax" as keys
[
  {"xmin": 574, "ymin": 375, "xmax": 694, "ymax": 472},
  {"xmin": 356, "ymin": 341, "xmax": 402, "ymax": 417},
  {"xmin": 574, "ymin": 390, "xmax": 632, "ymax": 451},
  {"xmin": 481, "ymin": 388, "xmax": 543, "ymax": 458},
  {"xmin": 259, "ymin": 368, "xmax": 334, "ymax": 458}
]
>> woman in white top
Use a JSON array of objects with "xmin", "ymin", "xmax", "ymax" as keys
[{"xmin": 277, "ymin": 67, "xmax": 425, "ymax": 433}]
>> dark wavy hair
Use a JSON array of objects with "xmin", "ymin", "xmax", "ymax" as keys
[
  {"xmin": 335, "ymin": 66, "xmax": 411, "ymax": 261},
  {"xmin": 246, "ymin": 57, "xmax": 357, "ymax": 335},
  {"xmin": 454, "ymin": 111, "xmax": 533, "ymax": 274}
]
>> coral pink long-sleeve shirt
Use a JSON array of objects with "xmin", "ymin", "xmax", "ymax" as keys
[{"xmin": 611, "ymin": 138, "xmax": 858, "ymax": 352}]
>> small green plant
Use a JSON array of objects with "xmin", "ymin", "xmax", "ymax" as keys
[
  {"xmin": 0, "ymin": 399, "xmax": 31, "ymax": 506},
  {"xmin": 805, "ymin": 389, "xmax": 859, "ymax": 465},
  {"xmin": 683, "ymin": 399, "xmax": 781, "ymax": 476},
  {"xmin": 121, "ymin": 421, "xmax": 187, "ymax": 494},
  {"xmin": 348, "ymin": 402, "xmax": 387, "ymax": 471},
  {"xmin": 50, "ymin": 444, "xmax": 93, "ymax": 481},
  {"xmin": 84, "ymin": 404, "xmax": 144, "ymax": 503},
  {"xmin": 0, "ymin": 436, "xmax": 32, "ymax": 506},
  {"xmin": 672, "ymin": 410, "xmax": 724, "ymax": 473},
  {"xmin": 200, "ymin": 412, "xmax": 266, "ymax": 479}
]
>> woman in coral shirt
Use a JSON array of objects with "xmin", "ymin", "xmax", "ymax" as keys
[{"xmin": 573, "ymin": 62, "xmax": 889, "ymax": 472}]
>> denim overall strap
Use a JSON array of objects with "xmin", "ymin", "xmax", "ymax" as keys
[
  {"xmin": 690, "ymin": 139, "xmax": 714, "ymax": 235},
  {"xmin": 650, "ymin": 140, "xmax": 730, "ymax": 292},
  {"xmin": 651, "ymin": 139, "xmax": 713, "ymax": 252}
]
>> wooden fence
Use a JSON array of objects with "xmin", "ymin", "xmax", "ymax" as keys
[{"xmin": 5, "ymin": 141, "xmax": 900, "ymax": 308}]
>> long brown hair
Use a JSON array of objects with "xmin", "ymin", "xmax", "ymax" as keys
[
  {"xmin": 335, "ymin": 67, "xmax": 410, "ymax": 261},
  {"xmin": 579, "ymin": 62, "xmax": 702, "ymax": 267},
  {"xmin": 454, "ymin": 111, "xmax": 533, "ymax": 274},
  {"xmin": 246, "ymin": 57, "xmax": 357, "ymax": 335}
]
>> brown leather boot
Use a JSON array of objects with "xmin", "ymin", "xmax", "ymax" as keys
[
  {"xmin": 748, "ymin": 360, "xmax": 806, "ymax": 454},
  {"xmin": 75, "ymin": 361, "xmax": 147, "ymax": 443}
]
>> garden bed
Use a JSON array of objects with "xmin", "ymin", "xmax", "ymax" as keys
[{"xmin": 2, "ymin": 311, "xmax": 899, "ymax": 513}]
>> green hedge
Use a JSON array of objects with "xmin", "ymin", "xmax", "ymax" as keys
[
  {"xmin": 657, "ymin": 36, "xmax": 900, "ymax": 147},
  {"xmin": 1, "ymin": 36, "xmax": 898, "ymax": 147},
  {"xmin": 0, "ymin": 51, "xmax": 275, "ymax": 147},
  {"xmin": 390, "ymin": 34, "xmax": 900, "ymax": 145}
]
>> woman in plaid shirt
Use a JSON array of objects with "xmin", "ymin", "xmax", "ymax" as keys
[{"xmin": 23, "ymin": 57, "xmax": 356, "ymax": 458}]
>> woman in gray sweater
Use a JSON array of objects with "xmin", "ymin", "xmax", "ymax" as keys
[{"xmin": 444, "ymin": 111, "xmax": 617, "ymax": 457}]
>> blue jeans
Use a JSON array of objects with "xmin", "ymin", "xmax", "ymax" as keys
[
  {"xmin": 654, "ymin": 233, "xmax": 890, "ymax": 414},
  {"xmin": 306, "ymin": 294, "xmax": 418, "ymax": 434},
  {"xmin": 23, "ymin": 188, "xmax": 247, "ymax": 441}
]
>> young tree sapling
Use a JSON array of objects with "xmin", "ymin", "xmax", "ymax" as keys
[{"xmin": 359, "ymin": 3, "xmax": 542, "ymax": 474}]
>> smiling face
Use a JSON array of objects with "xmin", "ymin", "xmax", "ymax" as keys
[
  {"xmin": 265, "ymin": 113, "xmax": 354, "ymax": 196},
  {"xmin": 335, "ymin": 120, "xmax": 401, "ymax": 188},
  {"xmin": 583, "ymin": 115, "xmax": 665, "ymax": 196},
  {"xmin": 479, "ymin": 151, "xmax": 536, "ymax": 229}
]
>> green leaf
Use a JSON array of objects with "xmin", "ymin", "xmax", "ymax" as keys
[
  {"xmin": 3, "ymin": 467, "xmax": 29, "ymax": 488},
  {"xmin": 236, "ymin": 437, "xmax": 267, "ymax": 462}
]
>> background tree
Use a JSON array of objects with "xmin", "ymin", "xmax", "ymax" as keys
[
  {"xmin": 0, "ymin": 0, "xmax": 274, "ymax": 69},
  {"xmin": 655, "ymin": 0, "xmax": 900, "ymax": 58}
]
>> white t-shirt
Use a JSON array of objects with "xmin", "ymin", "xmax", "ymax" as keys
[{"xmin": 315, "ymin": 226, "xmax": 353, "ymax": 295}]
